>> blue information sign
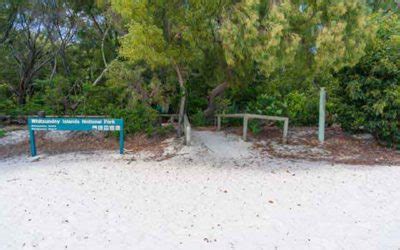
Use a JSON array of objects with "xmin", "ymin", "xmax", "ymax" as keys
[{"xmin": 28, "ymin": 117, "xmax": 124, "ymax": 156}]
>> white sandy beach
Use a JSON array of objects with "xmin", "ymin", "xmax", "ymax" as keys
[{"xmin": 0, "ymin": 131, "xmax": 399, "ymax": 249}]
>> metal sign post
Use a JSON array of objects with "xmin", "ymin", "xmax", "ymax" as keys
[
  {"xmin": 318, "ymin": 88, "xmax": 326, "ymax": 143},
  {"xmin": 28, "ymin": 117, "xmax": 124, "ymax": 156}
]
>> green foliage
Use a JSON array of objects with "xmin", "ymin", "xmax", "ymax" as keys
[
  {"xmin": 211, "ymin": 87, "xmax": 321, "ymax": 130},
  {"xmin": 366, "ymin": 0, "xmax": 400, "ymax": 12},
  {"xmin": 245, "ymin": 95, "xmax": 287, "ymax": 134},
  {"xmin": 215, "ymin": 97, "xmax": 234, "ymax": 114},
  {"xmin": 105, "ymin": 60, "xmax": 174, "ymax": 108},
  {"xmin": 114, "ymin": 0, "xmax": 204, "ymax": 69},
  {"xmin": 190, "ymin": 110, "xmax": 207, "ymax": 127},
  {"xmin": 246, "ymin": 94, "xmax": 285, "ymax": 117},
  {"xmin": 0, "ymin": 82, "xmax": 14, "ymax": 113},
  {"xmin": 120, "ymin": 23, "xmax": 169, "ymax": 68},
  {"xmin": 248, "ymin": 120, "xmax": 263, "ymax": 135},
  {"xmin": 0, "ymin": 128, "xmax": 5, "ymax": 138},
  {"xmin": 107, "ymin": 103, "xmax": 158, "ymax": 135},
  {"xmin": 285, "ymin": 91, "xmax": 319, "ymax": 125},
  {"xmin": 220, "ymin": 0, "xmax": 374, "ymax": 85},
  {"xmin": 76, "ymin": 81, "xmax": 164, "ymax": 136},
  {"xmin": 335, "ymin": 12, "xmax": 400, "ymax": 147},
  {"xmin": 1, "ymin": 0, "xmax": 397, "ymax": 144},
  {"xmin": 154, "ymin": 124, "xmax": 175, "ymax": 137},
  {"xmin": 245, "ymin": 91, "xmax": 319, "ymax": 127}
]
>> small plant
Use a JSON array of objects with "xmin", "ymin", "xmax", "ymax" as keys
[
  {"xmin": 249, "ymin": 120, "xmax": 263, "ymax": 135},
  {"xmin": 285, "ymin": 91, "xmax": 319, "ymax": 126},
  {"xmin": 153, "ymin": 124, "xmax": 175, "ymax": 137},
  {"xmin": 246, "ymin": 94, "xmax": 285, "ymax": 116},
  {"xmin": 191, "ymin": 110, "xmax": 207, "ymax": 127},
  {"xmin": 0, "ymin": 129, "xmax": 5, "ymax": 138}
]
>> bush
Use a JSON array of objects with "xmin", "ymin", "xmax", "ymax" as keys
[
  {"xmin": 0, "ymin": 83, "xmax": 16, "ymax": 114},
  {"xmin": 246, "ymin": 94, "xmax": 285, "ymax": 116},
  {"xmin": 190, "ymin": 109, "xmax": 207, "ymax": 126},
  {"xmin": 245, "ymin": 91, "xmax": 320, "ymax": 128},
  {"xmin": 108, "ymin": 104, "xmax": 159, "ymax": 135},
  {"xmin": 248, "ymin": 119, "xmax": 263, "ymax": 135},
  {"xmin": 285, "ymin": 91, "xmax": 319, "ymax": 126},
  {"xmin": 245, "ymin": 95, "xmax": 285, "ymax": 134},
  {"xmin": 335, "ymin": 13, "xmax": 400, "ymax": 148},
  {"xmin": 153, "ymin": 124, "xmax": 175, "ymax": 137},
  {"xmin": 0, "ymin": 129, "xmax": 5, "ymax": 138}
]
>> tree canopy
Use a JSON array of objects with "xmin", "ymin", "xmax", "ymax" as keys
[{"xmin": 0, "ymin": 0, "xmax": 398, "ymax": 146}]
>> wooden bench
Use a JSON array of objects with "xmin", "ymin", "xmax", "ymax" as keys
[{"xmin": 216, "ymin": 113, "xmax": 289, "ymax": 142}]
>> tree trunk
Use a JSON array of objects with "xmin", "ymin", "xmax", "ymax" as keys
[
  {"xmin": 17, "ymin": 94, "xmax": 26, "ymax": 105},
  {"xmin": 17, "ymin": 78, "xmax": 27, "ymax": 105},
  {"xmin": 203, "ymin": 81, "xmax": 228, "ymax": 118},
  {"xmin": 174, "ymin": 65, "xmax": 186, "ymax": 137}
]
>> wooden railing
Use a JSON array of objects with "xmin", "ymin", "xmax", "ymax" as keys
[{"xmin": 216, "ymin": 113, "xmax": 289, "ymax": 142}]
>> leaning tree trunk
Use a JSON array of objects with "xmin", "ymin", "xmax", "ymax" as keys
[
  {"xmin": 174, "ymin": 65, "xmax": 186, "ymax": 137},
  {"xmin": 203, "ymin": 81, "xmax": 228, "ymax": 118}
]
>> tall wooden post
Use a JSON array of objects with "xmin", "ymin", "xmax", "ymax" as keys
[
  {"xmin": 283, "ymin": 118, "xmax": 289, "ymax": 143},
  {"xmin": 318, "ymin": 87, "xmax": 326, "ymax": 143},
  {"xmin": 243, "ymin": 115, "xmax": 248, "ymax": 141}
]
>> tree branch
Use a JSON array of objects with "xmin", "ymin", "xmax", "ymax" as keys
[{"xmin": 101, "ymin": 27, "xmax": 110, "ymax": 67}]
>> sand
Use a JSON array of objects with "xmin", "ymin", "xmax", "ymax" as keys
[{"xmin": 0, "ymin": 130, "xmax": 399, "ymax": 249}]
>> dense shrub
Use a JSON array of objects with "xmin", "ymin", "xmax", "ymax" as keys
[
  {"xmin": 246, "ymin": 95, "xmax": 285, "ymax": 117},
  {"xmin": 335, "ymin": 13, "xmax": 400, "ymax": 148},
  {"xmin": 244, "ymin": 95, "xmax": 283, "ymax": 134},
  {"xmin": 108, "ymin": 104, "xmax": 159, "ymax": 135},
  {"xmin": 285, "ymin": 91, "xmax": 319, "ymax": 125},
  {"xmin": 0, "ymin": 83, "xmax": 15, "ymax": 114},
  {"xmin": 0, "ymin": 78, "xmax": 162, "ymax": 135},
  {"xmin": 190, "ymin": 110, "xmax": 207, "ymax": 127},
  {"xmin": 245, "ymin": 91, "xmax": 320, "ymax": 133}
]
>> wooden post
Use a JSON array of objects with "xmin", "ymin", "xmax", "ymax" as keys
[
  {"xmin": 318, "ymin": 87, "xmax": 326, "ymax": 143},
  {"xmin": 243, "ymin": 114, "xmax": 248, "ymax": 141},
  {"xmin": 217, "ymin": 116, "xmax": 221, "ymax": 131},
  {"xmin": 283, "ymin": 118, "xmax": 289, "ymax": 143},
  {"xmin": 186, "ymin": 124, "xmax": 191, "ymax": 145}
]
